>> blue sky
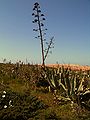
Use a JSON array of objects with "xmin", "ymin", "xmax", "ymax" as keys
[{"xmin": 0, "ymin": 0, "xmax": 90, "ymax": 65}]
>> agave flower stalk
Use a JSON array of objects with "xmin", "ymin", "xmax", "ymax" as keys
[{"xmin": 32, "ymin": 2, "xmax": 54, "ymax": 66}]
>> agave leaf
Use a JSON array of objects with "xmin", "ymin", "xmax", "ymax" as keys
[
  {"xmin": 50, "ymin": 79, "xmax": 56, "ymax": 87},
  {"xmin": 58, "ymin": 78, "xmax": 61, "ymax": 85},
  {"xmin": 74, "ymin": 76, "xmax": 76, "ymax": 90},
  {"xmin": 71, "ymin": 75, "xmax": 76, "ymax": 95},
  {"xmin": 47, "ymin": 78, "xmax": 55, "ymax": 89},
  {"xmin": 78, "ymin": 78, "xmax": 84, "ymax": 92},
  {"xmin": 59, "ymin": 83, "xmax": 67, "ymax": 93},
  {"xmin": 65, "ymin": 72, "xmax": 71, "ymax": 96}
]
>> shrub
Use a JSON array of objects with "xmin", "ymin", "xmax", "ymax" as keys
[{"xmin": 0, "ymin": 90, "xmax": 45, "ymax": 120}]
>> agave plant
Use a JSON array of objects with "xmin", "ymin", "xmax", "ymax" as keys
[{"xmin": 41, "ymin": 65, "xmax": 90, "ymax": 110}]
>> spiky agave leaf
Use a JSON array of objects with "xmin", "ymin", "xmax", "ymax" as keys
[
  {"xmin": 59, "ymin": 82, "xmax": 67, "ymax": 93},
  {"xmin": 65, "ymin": 71, "xmax": 71, "ymax": 96},
  {"xmin": 78, "ymin": 78, "xmax": 84, "ymax": 92},
  {"xmin": 50, "ymin": 79, "xmax": 56, "ymax": 87},
  {"xmin": 71, "ymin": 75, "xmax": 76, "ymax": 95}
]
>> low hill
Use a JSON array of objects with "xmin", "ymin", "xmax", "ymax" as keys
[{"xmin": 46, "ymin": 64, "xmax": 90, "ymax": 71}]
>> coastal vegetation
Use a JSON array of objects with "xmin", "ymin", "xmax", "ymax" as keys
[{"xmin": 0, "ymin": 62, "xmax": 90, "ymax": 120}]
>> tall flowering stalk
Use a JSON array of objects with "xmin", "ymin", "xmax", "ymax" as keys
[{"xmin": 32, "ymin": 2, "xmax": 54, "ymax": 66}]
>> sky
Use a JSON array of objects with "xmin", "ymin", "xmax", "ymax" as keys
[{"xmin": 0, "ymin": 0, "xmax": 90, "ymax": 65}]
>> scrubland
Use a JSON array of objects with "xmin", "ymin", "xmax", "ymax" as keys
[{"xmin": 0, "ymin": 62, "xmax": 90, "ymax": 120}]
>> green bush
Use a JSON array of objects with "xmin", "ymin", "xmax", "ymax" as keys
[{"xmin": 0, "ymin": 90, "xmax": 45, "ymax": 120}]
